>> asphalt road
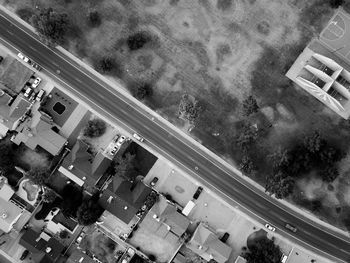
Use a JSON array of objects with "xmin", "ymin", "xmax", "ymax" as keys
[{"xmin": 0, "ymin": 12, "xmax": 349, "ymax": 262}]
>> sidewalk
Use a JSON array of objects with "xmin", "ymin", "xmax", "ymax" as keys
[{"xmin": 0, "ymin": 3, "xmax": 349, "ymax": 240}]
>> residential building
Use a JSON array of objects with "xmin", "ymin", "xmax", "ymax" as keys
[
  {"xmin": 0, "ymin": 92, "xmax": 30, "ymax": 136},
  {"xmin": 187, "ymin": 223, "xmax": 232, "ymax": 263},
  {"xmin": 19, "ymin": 229, "xmax": 64, "ymax": 263},
  {"xmin": 46, "ymin": 210, "xmax": 78, "ymax": 235},
  {"xmin": 99, "ymin": 176, "xmax": 152, "ymax": 224},
  {"xmin": 0, "ymin": 176, "xmax": 23, "ymax": 233},
  {"xmin": 11, "ymin": 111, "xmax": 67, "ymax": 156},
  {"xmin": 67, "ymin": 250, "xmax": 95, "ymax": 263},
  {"xmin": 58, "ymin": 139, "xmax": 112, "ymax": 189}
]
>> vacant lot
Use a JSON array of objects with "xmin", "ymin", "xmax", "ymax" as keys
[{"xmin": 4, "ymin": 0, "xmax": 350, "ymax": 230}]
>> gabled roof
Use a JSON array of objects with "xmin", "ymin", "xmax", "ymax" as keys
[
  {"xmin": 188, "ymin": 223, "xmax": 232, "ymax": 263},
  {"xmin": 12, "ymin": 112, "xmax": 67, "ymax": 156},
  {"xmin": 60, "ymin": 140, "xmax": 112, "ymax": 188},
  {"xmin": 99, "ymin": 178, "xmax": 152, "ymax": 224},
  {"xmin": 152, "ymin": 197, "xmax": 190, "ymax": 237},
  {"xmin": 9, "ymin": 95, "xmax": 30, "ymax": 119},
  {"xmin": 0, "ymin": 93, "xmax": 29, "ymax": 131},
  {"xmin": 19, "ymin": 229, "xmax": 64, "ymax": 263},
  {"xmin": 67, "ymin": 250, "xmax": 95, "ymax": 263}
]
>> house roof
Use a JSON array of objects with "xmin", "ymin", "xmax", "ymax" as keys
[
  {"xmin": 67, "ymin": 250, "xmax": 95, "ymax": 263},
  {"xmin": 19, "ymin": 229, "xmax": 64, "ymax": 263},
  {"xmin": 0, "ymin": 198, "xmax": 23, "ymax": 233},
  {"xmin": 61, "ymin": 140, "xmax": 111, "ymax": 188},
  {"xmin": 13, "ymin": 111, "xmax": 67, "ymax": 156},
  {"xmin": 99, "ymin": 178, "xmax": 152, "ymax": 224},
  {"xmin": 152, "ymin": 197, "xmax": 190, "ymax": 237},
  {"xmin": 173, "ymin": 253, "xmax": 187, "ymax": 263},
  {"xmin": 0, "ymin": 92, "xmax": 28, "ymax": 131},
  {"xmin": 188, "ymin": 223, "xmax": 232, "ymax": 263},
  {"xmin": 0, "ymin": 177, "xmax": 14, "ymax": 201},
  {"xmin": 52, "ymin": 211, "xmax": 78, "ymax": 232}
]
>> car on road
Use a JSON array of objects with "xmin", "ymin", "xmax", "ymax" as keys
[
  {"xmin": 20, "ymin": 250, "xmax": 29, "ymax": 260},
  {"xmin": 121, "ymin": 248, "xmax": 135, "ymax": 263},
  {"xmin": 150, "ymin": 177, "xmax": 158, "ymax": 187},
  {"xmin": 17, "ymin": 52, "xmax": 30, "ymax": 63},
  {"xmin": 264, "ymin": 223, "xmax": 276, "ymax": 232},
  {"xmin": 133, "ymin": 133, "xmax": 144, "ymax": 142},
  {"xmin": 116, "ymin": 135, "xmax": 126, "ymax": 147},
  {"xmin": 285, "ymin": 223, "xmax": 297, "ymax": 233},
  {"xmin": 32, "ymin": 77, "xmax": 42, "ymax": 88},
  {"xmin": 32, "ymin": 62, "xmax": 42, "ymax": 71},
  {"xmin": 193, "ymin": 186, "xmax": 203, "ymax": 200}
]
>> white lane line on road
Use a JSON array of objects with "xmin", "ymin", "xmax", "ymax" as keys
[
  {"xmin": 1, "ymin": 14, "xmax": 349, "ymax": 260},
  {"xmin": 6, "ymin": 29, "xmax": 13, "ymax": 35}
]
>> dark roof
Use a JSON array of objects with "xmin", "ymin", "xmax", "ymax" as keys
[
  {"xmin": 19, "ymin": 229, "xmax": 64, "ymax": 263},
  {"xmin": 62, "ymin": 140, "xmax": 112, "ymax": 188},
  {"xmin": 52, "ymin": 211, "xmax": 78, "ymax": 232},
  {"xmin": 99, "ymin": 178, "xmax": 152, "ymax": 224},
  {"xmin": 67, "ymin": 250, "xmax": 95, "ymax": 263}
]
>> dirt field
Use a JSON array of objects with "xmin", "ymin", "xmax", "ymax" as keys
[{"xmin": 4, "ymin": 0, "xmax": 350, "ymax": 230}]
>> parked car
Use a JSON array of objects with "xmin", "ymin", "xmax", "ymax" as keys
[
  {"xmin": 121, "ymin": 248, "xmax": 135, "ymax": 263},
  {"xmin": 193, "ymin": 186, "xmax": 203, "ymax": 200},
  {"xmin": 24, "ymin": 87, "xmax": 33, "ymax": 98},
  {"xmin": 32, "ymin": 62, "xmax": 42, "ymax": 71},
  {"xmin": 281, "ymin": 255, "xmax": 288, "ymax": 263},
  {"xmin": 133, "ymin": 133, "xmax": 144, "ymax": 142},
  {"xmin": 220, "ymin": 232, "xmax": 230, "ymax": 243},
  {"xmin": 264, "ymin": 223, "xmax": 276, "ymax": 232},
  {"xmin": 150, "ymin": 177, "xmax": 158, "ymax": 187},
  {"xmin": 17, "ymin": 52, "xmax": 30, "ymax": 63},
  {"xmin": 32, "ymin": 77, "xmax": 42, "ymax": 88},
  {"xmin": 116, "ymin": 135, "xmax": 126, "ymax": 147},
  {"xmin": 20, "ymin": 250, "xmax": 29, "ymax": 260},
  {"xmin": 36, "ymin": 89, "xmax": 45, "ymax": 102},
  {"xmin": 284, "ymin": 223, "xmax": 297, "ymax": 233}
]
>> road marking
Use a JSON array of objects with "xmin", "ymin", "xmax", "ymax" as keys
[
  {"xmin": 6, "ymin": 30, "xmax": 13, "ymax": 35},
  {"xmin": 1, "ymin": 14, "xmax": 349, "ymax": 261}
]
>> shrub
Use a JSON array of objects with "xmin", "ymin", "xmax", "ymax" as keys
[
  {"xmin": 127, "ymin": 32, "xmax": 151, "ymax": 51},
  {"xmin": 83, "ymin": 118, "xmax": 107, "ymax": 138},
  {"xmin": 130, "ymin": 83, "xmax": 153, "ymax": 100},
  {"xmin": 329, "ymin": 0, "xmax": 344, "ymax": 8},
  {"xmin": 16, "ymin": 7, "xmax": 35, "ymax": 22},
  {"xmin": 93, "ymin": 56, "xmax": 116, "ymax": 74},
  {"xmin": 59, "ymin": 230, "xmax": 69, "ymax": 239},
  {"xmin": 87, "ymin": 11, "xmax": 101, "ymax": 27}
]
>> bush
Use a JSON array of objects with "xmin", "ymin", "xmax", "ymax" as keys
[
  {"xmin": 130, "ymin": 83, "xmax": 153, "ymax": 100},
  {"xmin": 93, "ymin": 56, "xmax": 116, "ymax": 74},
  {"xmin": 16, "ymin": 7, "xmax": 35, "ymax": 22},
  {"xmin": 127, "ymin": 32, "xmax": 151, "ymax": 51},
  {"xmin": 87, "ymin": 11, "xmax": 101, "ymax": 27},
  {"xmin": 83, "ymin": 118, "xmax": 107, "ymax": 138},
  {"xmin": 59, "ymin": 230, "xmax": 69, "ymax": 239},
  {"xmin": 329, "ymin": 0, "xmax": 344, "ymax": 8}
]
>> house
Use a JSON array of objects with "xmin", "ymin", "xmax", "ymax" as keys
[
  {"xmin": 99, "ymin": 176, "xmax": 152, "ymax": 224},
  {"xmin": 0, "ymin": 176, "xmax": 23, "ymax": 233},
  {"xmin": 58, "ymin": 139, "xmax": 112, "ymax": 189},
  {"xmin": 19, "ymin": 229, "xmax": 64, "ymax": 263},
  {"xmin": 67, "ymin": 250, "xmax": 95, "ymax": 263},
  {"xmin": 151, "ymin": 196, "xmax": 190, "ymax": 237},
  {"xmin": 0, "ymin": 92, "xmax": 30, "ymax": 136},
  {"xmin": 46, "ymin": 209, "xmax": 78, "ymax": 235},
  {"xmin": 187, "ymin": 223, "xmax": 232, "ymax": 263},
  {"xmin": 11, "ymin": 111, "xmax": 67, "ymax": 156},
  {"xmin": 286, "ymin": 10, "xmax": 350, "ymax": 119}
]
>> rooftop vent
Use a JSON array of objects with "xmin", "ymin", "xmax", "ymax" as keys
[
  {"xmin": 45, "ymin": 247, "xmax": 52, "ymax": 253},
  {"xmin": 1, "ymin": 213, "xmax": 7, "ymax": 219},
  {"xmin": 107, "ymin": 196, "xmax": 113, "ymax": 204},
  {"xmin": 68, "ymin": 165, "xmax": 74, "ymax": 170},
  {"xmin": 124, "ymin": 206, "xmax": 128, "ymax": 210}
]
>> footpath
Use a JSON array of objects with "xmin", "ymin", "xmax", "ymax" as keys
[{"xmin": 0, "ymin": 0, "xmax": 349, "ymax": 249}]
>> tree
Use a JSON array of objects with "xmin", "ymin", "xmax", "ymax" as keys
[
  {"xmin": 27, "ymin": 167, "xmax": 50, "ymax": 186},
  {"xmin": 178, "ymin": 94, "xmax": 202, "ymax": 123},
  {"xmin": 329, "ymin": 0, "xmax": 344, "ymax": 8},
  {"xmin": 31, "ymin": 8, "xmax": 69, "ymax": 45},
  {"xmin": 61, "ymin": 184, "xmax": 83, "ymax": 218},
  {"xmin": 76, "ymin": 194, "xmax": 104, "ymax": 226},
  {"xmin": 236, "ymin": 122, "xmax": 258, "ymax": 150},
  {"xmin": 239, "ymin": 152, "xmax": 255, "ymax": 175},
  {"xmin": 0, "ymin": 143, "xmax": 15, "ymax": 174},
  {"xmin": 244, "ymin": 237, "xmax": 282, "ymax": 263},
  {"xmin": 87, "ymin": 11, "xmax": 101, "ymax": 27},
  {"xmin": 93, "ymin": 56, "xmax": 117, "ymax": 74},
  {"xmin": 114, "ymin": 153, "xmax": 137, "ymax": 179},
  {"xmin": 83, "ymin": 118, "xmax": 106, "ymax": 138},
  {"xmin": 320, "ymin": 165, "xmax": 339, "ymax": 182},
  {"xmin": 144, "ymin": 191, "xmax": 158, "ymax": 209},
  {"xmin": 131, "ymin": 83, "xmax": 153, "ymax": 100},
  {"xmin": 42, "ymin": 188, "xmax": 57, "ymax": 203},
  {"xmin": 59, "ymin": 229, "xmax": 69, "ymax": 239},
  {"xmin": 127, "ymin": 32, "xmax": 151, "ymax": 51},
  {"xmin": 265, "ymin": 171, "xmax": 295, "ymax": 199},
  {"xmin": 242, "ymin": 95, "xmax": 259, "ymax": 116}
]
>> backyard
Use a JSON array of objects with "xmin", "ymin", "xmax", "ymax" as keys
[{"xmin": 2, "ymin": 0, "xmax": 350, "ymax": 230}]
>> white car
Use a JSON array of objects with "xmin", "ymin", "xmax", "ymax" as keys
[
  {"xmin": 24, "ymin": 87, "xmax": 33, "ymax": 98},
  {"xmin": 133, "ymin": 133, "xmax": 144, "ymax": 142},
  {"xmin": 17, "ymin": 52, "xmax": 30, "ymax": 63},
  {"xmin": 116, "ymin": 135, "xmax": 126, "ymax": 147},
  {"xmin": 31, "ymin": 77, "xmax": 42, "ymax": 88},
  {"xmin": 264, "ymin": 223, "xmax": 276, "ymax": 232}
]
